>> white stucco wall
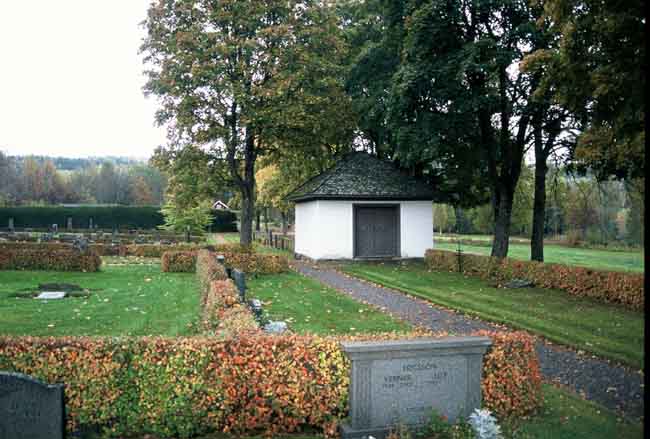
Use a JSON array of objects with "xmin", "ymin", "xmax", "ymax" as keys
[
  {"xmin": 294, "ymin": 199, "xmax": 433, "ymax": 260},
  {"xmin": 294, "ymin": 200, "xmax": 319, "ymax": 257}
]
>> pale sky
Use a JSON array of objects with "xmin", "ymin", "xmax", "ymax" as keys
[{"xmin": 0, "ymin": 1, "xmax": 167, "ymax": 158}]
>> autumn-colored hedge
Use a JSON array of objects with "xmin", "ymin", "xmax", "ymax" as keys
[
  {"xmin": 196, "ymin": 250, "xmax": 229, "ymax": 302},
  {"xmin": 0, "ymin": 336, "xmax": 348, "ymax": 438},
  {"xmin": 161, "ymin": 251, "xmax": 197, "ymax": 273},
  {"xmin": 425, "ymin": 249, "xmax": 644, "ymax": 310},
  {"xmin": 473, "ymin": 330, "xmax": 542, "ymax": 418},
  {"xmin": 0, "ymin": 246, "xmax": 101, "ymax": 272},
  {"xmin": 0, "ymin": 331, "xmax": 540, "ymax": 437},
  {"xmin": 219, "ymin": 252, "xmax": 290, "ymax": 275},
  {"xmin": 0, "ymin": 242, "xmax": 201, "ymax": 257},
  {"xmin": 201, "ymin": 279, "xmax": 259, "ymax": 336}
]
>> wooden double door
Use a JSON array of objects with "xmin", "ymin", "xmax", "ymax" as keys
[{"xmin": 353, "ymin": 205, "xmax": 400, "ymax": 258}]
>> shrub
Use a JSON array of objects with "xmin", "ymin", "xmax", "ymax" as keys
[
  {"xmin": 219, "ymin": 252, "xmax": 289, "ymax": 275},
  {"xmin": 0, "ymin": 206, "xmax": 164, "ymax": 229},
  {"xmin": 424, "ymin": 249, "xmax": 644, "ymax": 310},
  {"xmin": 0, "ymin": 331, "xmax": 539, "ymax": 437},
  {"xmin": 196, "ymin": 250, "xmax": 228, "ymax": 303},
  {"xmin": 0, "ymin": 336, "xmax": 348, "ymax": 438},
  {"xmin": 161, "ymin": 251, "xmax": 197, "ymax": 273},
  {"xmin": 202, "ymin": 280, "xmax": 240, "ymax": 330},
  {"xmin": 473, "ymin": 330, "xmax": 542, "ymax": 418},
  {"xmin": 0, "ymin": 246, "xmax": 101, "ymax": 272}
]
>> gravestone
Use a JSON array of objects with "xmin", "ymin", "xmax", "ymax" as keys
[
  {"xmin": 66, "ymin": 217, "xmax": 73, "ymax": 231},
  {"xmin": 340, "ymin": 336, "xmax": 492, "ymax": 439},
  {"xmin": 0, "ymin": 371, "xmax": 65, "ymax": 439},
  {"xmin": 231, "ymin": 269, "xmax": 246, "ymax": 302},
  {"xmin": 8, "ymin": 217, "xmax": 14, "ymax": 231},
  {"xmin": 73, "ymin": 237, "xmax": 89, "ymax": 253},
  {"xmin": 52, "ymin": 224, "xmax": 58, "ymax": 233},
  {"xmin": 249, "ymin": 298, "xmax": 263, "ymax": 320},
  {"xmin": 88, "ymin": 217, "xmax": 94, "ymax": 230},
  {"xmin": 504, "ymin": 279, "xmax": 534, "ymax": 289}
]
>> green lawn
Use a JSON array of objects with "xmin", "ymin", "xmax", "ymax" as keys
[
  {"xmin": 0, "ymin": 257, "xmax": 200, "ymax": 336},
  {"xmin": 501, "ymin": 384, "xmax": 642, "ymax": 438},
  {"xmin": 433, "ymin": 241, "xmax": 644, "ymax": 273},
  {"xmin": 246, "ymin": 271, "xmax": 411, "ymax": 335},
  {"xmin": 341, "ymin": 261, "xmax": 644, "ymax": 369}
]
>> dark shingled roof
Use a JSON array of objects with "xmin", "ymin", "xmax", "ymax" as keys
[{"xmin": 286, "ymin": 152, "xmax": 434, "ymax": 202}]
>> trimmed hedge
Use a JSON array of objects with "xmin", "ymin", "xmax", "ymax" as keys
[
  {"xmin": 474, "ymin": 330, "xmax": 542, "ymax": 418},
  {"xmin": 196, "ymin": 250, "xmax": 229, "ymax": 302},
  {"xmin": 425, "ymin": 249, "xmax": 644, "ymax": 310},
  {"xmin": 220, "ymin": 252, "xmax": 289, "ymax": 275},
  {"xmin": 0, "ymin": 246, "xmax": 101, "ymax": 272},
  {"xmin": 0, "ymin": 206, "xmax": 164, "ymax": 229},
  {"xmin": 202, "ymin": 280, "xmax": 259, "ymax": 337},
  {"xmin": 0, "ymin": 336, "xmax": 347, "ymax": 438},
  {"xmin": 0, "ymin": 331, "xmax": 540, "ymax": 437},
  {"xmin": 161, "ymin": 251, "xmax": 197, "ymax": 273},
  {"xmin": 0, "ymin": 206, "xmax": 237, "ymax": 232},
  {"xmin": 195, "ymin": 247, "xmax": 259, "ymax": 337},
  {"xmin": 0, "ymin": 242, "xmax": 200, "ymax": 258}
]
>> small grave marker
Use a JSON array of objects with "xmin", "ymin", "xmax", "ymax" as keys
[
  {"xmin": 36, "ymin": 292, "xmax": 67, "ymax": 300},
  {"xmin": 8, "ymin": 217, "xmax": 14, "ymax": 231},
  {"xmin": 263, "ymin": 321, "xmax": 288, "ymax": 333},
  {"xmin": 340, "ymin": 336, "xmax": 491, "ymax": 439},
  {"xmin": 0, "ymin": 371, "xmax": 65, "ymax": 439},
  {"xmin": 231, "ymin": 269, "xmax": 246, "ymax": 302}
]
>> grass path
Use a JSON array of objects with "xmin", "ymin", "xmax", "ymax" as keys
[
  {"xmin": 0, "ymin": 258, "xmax": 200, "ymax": 336},
  {"xmin": 433, "ymin": 241, "xmax": 644, "ymax": 272},
  {"xmin": 341, "ymin": 261, "xmax": 644, "ymax": 369}
]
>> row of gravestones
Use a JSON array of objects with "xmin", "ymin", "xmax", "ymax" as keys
[
  {"xmin": 216, "ymin": 255, "xmax": 288, "ymax": 334},
  {"xmin": 0, "ymin": 231, "xmax": 199, "ymax": 245},
  {"xmin": 5, "ymin": 218, "xmax": 200, "ymax": 241},
  {"xmin": 1, "ymin": 335, "xmax": 491, "ymax": 439}
]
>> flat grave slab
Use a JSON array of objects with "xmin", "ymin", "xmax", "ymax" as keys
[{"xmin": 35, "ymin": 292, "xmax": 67, "ymax": 300}]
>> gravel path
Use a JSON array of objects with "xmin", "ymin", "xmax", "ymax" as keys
[{"xmin": 292, "ymin": 260, "xmax": 644, "ymax": 420}]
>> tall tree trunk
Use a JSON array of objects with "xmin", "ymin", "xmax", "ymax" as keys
[
  {"xmin": 238, "ymin": 136, "xmax": 256, "ymax": 246},
  {"xmin": 228, "ymin": 128, "xmax": 257, "ymax": 246},
  {"xmin": 491, "ymin": 185, "xmax": 515, "ymax": 258},
  {"xmin": 264, "ymin": 207, "xmax": 269, "ymax": 232},
  {"xmin": 255, "ymin": 209, "xmax": 261, "ymax": 232},
  {"xmin": 531, "ymin": 158, "xmax": 547, "ymax": 261},
  {"xmin": 531, "ymin": 115, "xmax": 547, "ymax": 262}
]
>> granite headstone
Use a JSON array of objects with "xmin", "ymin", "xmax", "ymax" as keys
[
  {"xmin": 340, "ymin": 336, "xmax": 492, "ymax": 439},
  {"xmin": 0, "ymin": 371, "xmax": 65, "ymax": 439}
]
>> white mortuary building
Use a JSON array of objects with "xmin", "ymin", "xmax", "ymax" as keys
[{"xmin": 286, "ymin": 152, "xmax": 433, "ymax": 260}]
